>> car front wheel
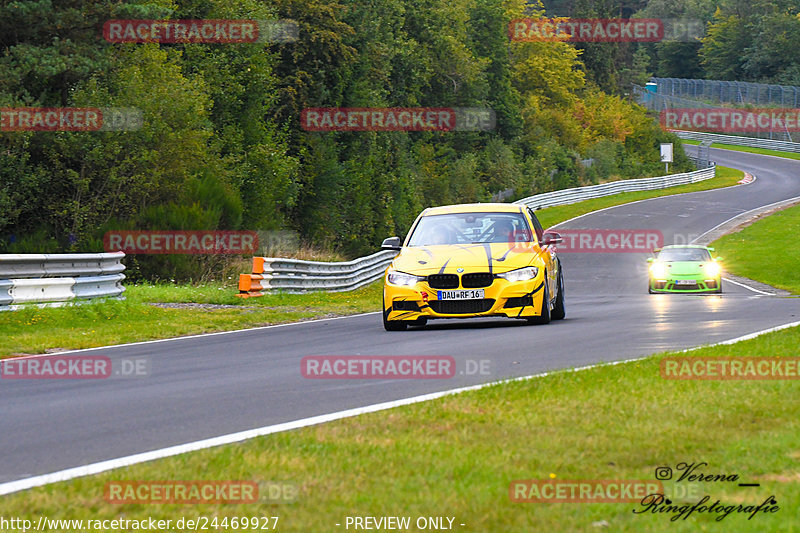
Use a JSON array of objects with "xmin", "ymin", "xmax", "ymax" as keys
[
  {"xmin": 527, "ymin": 275, "xmax": 551, "ymax": 325},
  {"xmin": 551, "ymin": 266, "xmax": 565, "ymax": 320}
]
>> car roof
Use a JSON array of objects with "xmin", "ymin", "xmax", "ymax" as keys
[
  {"xmin": 422, "ymin": 203, "xmax": 525, "ymax": 216},
  {"xmin": 660, "ymin": 245, "xmax": 711, "ymax": 250}
]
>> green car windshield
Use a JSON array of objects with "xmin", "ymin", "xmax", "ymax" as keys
[{"xmin": 658, "ymin": 248, "xmax": 711, "ymax": 262}]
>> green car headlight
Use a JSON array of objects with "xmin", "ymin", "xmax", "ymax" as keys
[
  {"xmin": 650, "ymin": 262, "xmax": 668, "ymax": 279},
  {"xmin": 497, "ymin": 266, "xmax": 539, "ymax": 282},
  {"xmin": 703, "ymin": 262, "xmax": 721, "ymax": 277},
  {"xmin": 387, "ymin": 269, "xmax": 423, "ymax": 287}
]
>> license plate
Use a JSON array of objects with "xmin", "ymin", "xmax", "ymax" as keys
[
  {"xmin": 437, "ymin": 289, "xmax": 485, "ymax": 300},
  {"xmin": 675, "ymin": 280, "xmax": 695, "ymax": 286}
]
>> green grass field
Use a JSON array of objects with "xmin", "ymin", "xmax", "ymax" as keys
[
  {"xmin": 0, "ymin": 283, "xmax": 381, "ymax": 357},
  {"xmin": 0, "ymin": 166, "xmax": 744, "ymax": 357},
  {"xmin": 712, "ymin": 203, "xmax": 800, "ymax": 294}
]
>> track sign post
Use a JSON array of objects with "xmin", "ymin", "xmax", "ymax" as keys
[{"xmin": 660, "ymin": 143, "xmax": 673, "ymax": 173}]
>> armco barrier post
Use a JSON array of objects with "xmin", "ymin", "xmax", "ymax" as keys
[{"xmin": 0, "ymin": 280, "xmax": 12, "ymax": 306}]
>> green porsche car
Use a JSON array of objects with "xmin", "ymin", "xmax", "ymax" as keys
[{"xmin": 647, "ymin": 245, "xmax": 723, "ymax": 294}]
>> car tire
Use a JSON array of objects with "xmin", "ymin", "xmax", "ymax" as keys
[
  {"xmin": 382, "ymin": 296, "xmax": 407, "ymax": 331},
  {"xmin": 551, "ymin": 266, "xmax": 565, "ymax": 320},
  {"xmin": 527, "ymin": 275, "xmax": 551, "ymax": 325}
]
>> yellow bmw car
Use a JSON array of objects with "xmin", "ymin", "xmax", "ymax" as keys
[{"xmin": 381, "ymin": 203, "xmax": 565, "ymax": 330}]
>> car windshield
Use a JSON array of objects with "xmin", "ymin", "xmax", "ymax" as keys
[
  {"xmin": 657, "ymin": 248, "xmax": 711, "ymax": 262},
  {"xmin": 407, "ymin": 212, "xmax": 532, "ymax": 246}
]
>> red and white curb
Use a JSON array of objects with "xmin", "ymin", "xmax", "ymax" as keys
[{"xmin": 738, "ymin": 172, "xmax": 755, "ymax": 184}]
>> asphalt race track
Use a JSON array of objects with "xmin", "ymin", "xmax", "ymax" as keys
[{"xmin": 1, "ymin": 147, "xmax": 798, "ymax": 486}]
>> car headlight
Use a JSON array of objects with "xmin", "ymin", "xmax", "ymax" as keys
[
  {"xmin": 497, "ymin": 266, "xmax": 539, "ymax": 282},
  {"xmin": 703, "ymin": 262, "xmax": 721, "ymax": 277},
  {"xmin": 650, "ymin": 262, "xmax": 668, "ymax": 279},
  {"xmin": 386, "ymin": 269, "xmax": 423, "ymax": 287}
]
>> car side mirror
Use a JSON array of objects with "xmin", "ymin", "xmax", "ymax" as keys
[
  {"xmin": 714, "ymin": 256, "xmax": 723, "ymax": 262},
  {"xmin": 647, "ymin": 257, "xmax": 654, "ymax": 263},
  {"xmin": 541, "ymin": 231, "xmax": 562, "ymax": 246},
  {"xmin": 381, "ymin": 236, "xmax": 402, "ymax": 250},
  {"xmin": 707, "ymin": 247, "xmax": 715, "ymax": 252}
]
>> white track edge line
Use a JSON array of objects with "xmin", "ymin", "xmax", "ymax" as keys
[
  {"xmin": 688, "ymin": 190, "xmax": 800, "ymax": 295},
  {"xmin": 690, "ymin": 192, "xmax": 800, "ymax": 245},
  {"xmin": 722, "ymin": 277, "xmax": 775, "ymax": 296},
  {"xmin": 2, "ymin": 319, "xmax": 799, "ymax": 497},
  {"xmin": 679, "ymin": 320, "xmax": 800, "ymax": 351}
]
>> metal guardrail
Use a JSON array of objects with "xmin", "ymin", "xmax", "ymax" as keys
[
  {"xmin": 237, "ymin": 251, "xmax": 397, "ymax": 295},
  {"xmin": 513, "ymin": 166, "xmax": 716, "ymax": 210},
  {"xmin": 0, "ymin": 252, "xmax": 126, "ymax": 278},
  {"xmin": 238, "ymin": 166, "xmax": 716, "ymax": 293},
  {"xmin": 671, "ymin": 130, "xmax": 800, "ymax": 153},
  {"xmin": 0, "ymin": 252, "xmax": 126, "ymax": 309}
]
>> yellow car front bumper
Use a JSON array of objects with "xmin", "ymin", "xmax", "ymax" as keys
[{"xmin": 384, "ymin": 274, "xmax": 547, "ymax": 322}]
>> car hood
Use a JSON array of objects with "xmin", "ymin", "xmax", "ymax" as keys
[
  {"xmin": 662, "ymin": 261, "xmax": 706, "ymax": 275},
  {"xmin": 392, "ymin": 243, "xmax": 544, "ymax": 275}
]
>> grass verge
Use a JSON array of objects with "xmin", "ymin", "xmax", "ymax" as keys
[
  {"xmin": 0, "ymin": 283, "xmax": 381, "ymax": 357},
  {"xmin": 711, "ymin": 203, "xmax": 800, "ymax": 294},
  {"xmin": 0, "ymin": 166, "xmax": 743, "ymax": 356},
  {"xmin": 681, "ymin": 139, "xmax": 800, "ymax": 161},
  {"xmin": 3, "ymin": 325, "xmax": 798, "ymax": 532}
]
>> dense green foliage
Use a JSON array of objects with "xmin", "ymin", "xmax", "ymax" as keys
[
  {"xmin": 1, "ymin": 0, "xmax": 691, "ymax": 278},
  {"xmin": 543, "ymin": 0, "xmax": 800, "ymax": 91}
]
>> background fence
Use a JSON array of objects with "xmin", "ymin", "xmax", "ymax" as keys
[
  {"xmin": 634, "ymin": 84, "xmax": 799, "ymax": 142},
  {"xmin": 239, "ymin": 164, "xmax": 716, "ymax": 293},
  {"xmin": 0, "ymin": 252, "xmax": 126, "ymax": 309},
  {"xmin": 649, "ymin": 77, "xmax": 800, "ymax": 108}
]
